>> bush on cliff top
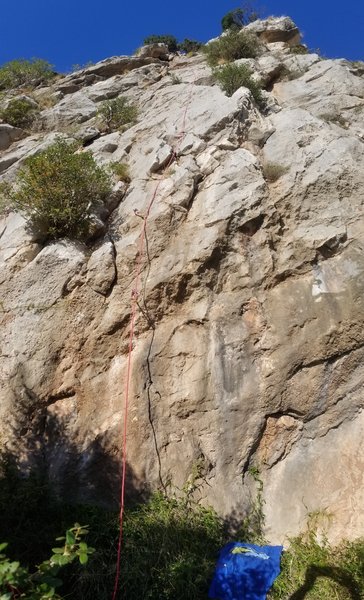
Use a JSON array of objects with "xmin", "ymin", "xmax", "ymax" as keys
[
  {"xmin": 221, "ymin": 4, "xmax": 260, "ymax": 31},
  {"xmin": 178, "ymin": 38, "xmax": 203, "ymax": 53},
  {"xmin": 203, "ymin": 29, "xmax": 261, "ymax": 66},
  {"xmin": 0, "ymin": 58, "xmax": 55, "ymax": 90},
  {"xmin": 1, "ymin": 138, "xmax": 112, "ymax": 240},
  {"xmin": 143, "ymin": 34, "xmax": 179, "ymax": 53},
  {"xmin": 141, "ymin": 35, "xmax": 202, "ymax": 54}
]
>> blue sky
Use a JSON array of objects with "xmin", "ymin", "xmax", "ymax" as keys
[{"xmin": 1, "ymin": 0, "xmax": 363, "ymax": 73}]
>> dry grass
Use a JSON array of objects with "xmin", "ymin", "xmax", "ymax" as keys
[
  {"xmin": 263, "ymin": 162, "xmax": 288, "ymax": 182},
  {"xmin": 109, "ymin": 162, "xmax": 131, "ymax": 183}
]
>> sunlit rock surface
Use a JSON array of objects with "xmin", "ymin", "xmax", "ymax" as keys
[{"xmin": 1, "ymin": 17, "xmax": 364, "ymax": 543}]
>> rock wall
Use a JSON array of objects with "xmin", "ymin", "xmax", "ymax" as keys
[{"xmin": 0, "ymin": 19, "xmax": 364, "ymax": 543}]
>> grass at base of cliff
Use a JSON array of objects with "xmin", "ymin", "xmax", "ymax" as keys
[
  {"xmin": 70, "ymin": 492, "xmax": 225, "ymax": 600},
  {"xmin": 269, "ymin": 532, "xmax": 364, "ymax": 600},
  {"xmin": 0, "ymin": 460, "xmax": 363, "ymax": 599}
]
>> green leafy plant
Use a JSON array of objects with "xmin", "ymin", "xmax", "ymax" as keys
[
  {"xmin": 143, "ymin": 35, "xmax": 178, "ymax": 53},
  {"xmin": 0, "ymin": 98, "xmax": 38, "ymax": 129},
  {"xmin": 263, "ymin": 162, "xmax": 288, "ymax": 182},
  {"xmin": 0, "ymin": 525, "xmax": 93, "ymax": 600},
  {"xmin": 98, "ymin": 96, "xmax": 138, "ymax": 132},
  {"xmin": 50, "ymin": 524, "xmax": 94, "ymax": 567},
  {"xmin": 109, "ymin": 162, "xmax": 131, "ymax": 183},
  {"xmin": 3, "ymin": 138, "xmax": 112, "ymax": 239},
  {"xmin": 0, "ymin": 58, "xmax": 54, "ymax": 90},
  {"xmin": 221, "ymin": 4, "xmax": 260, "ymax": 31},
  {"xmin": 213, "ymin": 62, "xmax": 263, "ymax": 102},
  {"xmin": 203, "ymin": 29, "xmax": 261, "ymax": 67}
]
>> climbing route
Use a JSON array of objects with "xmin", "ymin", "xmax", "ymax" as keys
[{"xmin": 111, "ymin": 81, "xmax": 196, "ymax": 600}]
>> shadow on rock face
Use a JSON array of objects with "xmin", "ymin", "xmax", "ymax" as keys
[
  {"xmin": 2, "ymin": 398, "xmax": 149, "ymax": 509},
  {"xmin": 0, "ymin": 405, "xmax": 149, "ymax": 567},
  {"xmin": 43, "ymin": 411, "xmax": 145, "ymax": 508},
  {"xmin": 0, "ymin": 410, "xmax": 147, "ymax": 571}
]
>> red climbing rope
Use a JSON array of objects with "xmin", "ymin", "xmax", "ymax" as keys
[{"xmin": 111, "ymin": 82, "xmax": 194, "ymax": 600}]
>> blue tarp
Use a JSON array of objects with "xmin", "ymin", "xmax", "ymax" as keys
[{"xmin": 209, "ymin": 542, "xmax": 283, "ymax": 600}]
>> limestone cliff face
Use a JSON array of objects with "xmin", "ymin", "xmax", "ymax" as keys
[{"xmin": 1, "ymin": 18, "xmax": 364, "ymax": 543}]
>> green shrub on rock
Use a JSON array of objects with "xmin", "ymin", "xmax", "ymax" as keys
[
  {"xmin": 0, "ymin": 58, "xmax": 54, "ymax": 90},
  {"xmin": 203, "ymin": 29, "xmax": 261, "ymax": 67},
  {"xmin": 143, "ymin": 34, "xmax": 178, "ymax": 53},
  {"xmin": 109, "ymin": 161, "xmax": 131, "ymax": 183},
  {"xmin": 98, "ymin": 96, "xmax": 138, "ymax": 132},
  {"xmin": 222, "ymin": 9, "xmax": 244, "ymax": 31},
  {"xmin": 178, "ymin": 39, "xmax": 203, "ymax": 53},
  {"xmin": 142, "ymin": 36, "xmax": 202, "ymax": 55},
  {"xmin": 0, "ymin": 98, "xmax": 38, "ymax": 129},
  {"xmin": 3, "ymin": 138, "xmax": 112, "ymax": 240},
  {"xmin": 221, "ymin": 4, "xmax": 259, "ymax": 31},
  {"xmin": 213, "ymin": 62, "xmax": 263, "ymax": 102}
]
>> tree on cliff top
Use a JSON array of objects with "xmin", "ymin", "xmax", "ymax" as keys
[{"xmin": 221, "ymin": 3, "xmax": 260, "ymax": 31}]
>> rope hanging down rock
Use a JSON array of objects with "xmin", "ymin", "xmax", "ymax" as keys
[{"xmin": 111, "ymin": 81, "xmax": 195, "ymax": 600}]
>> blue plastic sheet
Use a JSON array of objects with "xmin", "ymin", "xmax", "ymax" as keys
[{"xmin": 209, "ymin": 542, "xmax": 283, "ymax": 600}]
